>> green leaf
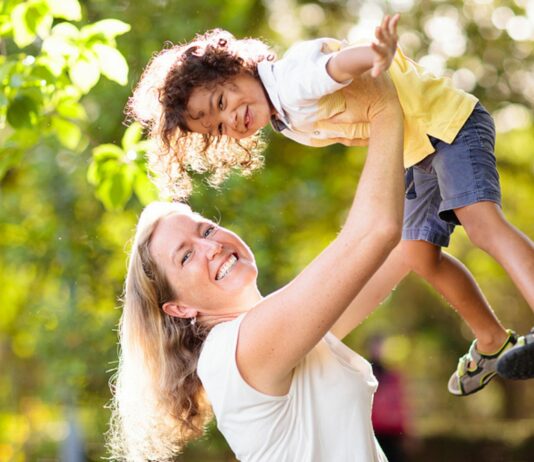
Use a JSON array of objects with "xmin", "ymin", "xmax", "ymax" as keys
[
  {"xmin": 56, "ymin": 99, "xmax": 86, "ymax": 120},
  {"xmin": 49, "ymin": 21, "xmax": 79, "ymax": 40},
  {"xmin": 69, "ymin": 55, "xmax": 100, "ymax": 93},
  {"xmin": 26, "ymin": 1, "xmax": 53, "ymax": 39},
  {"xmin": 134, "ymin": 139, "xmax": 154, "ymax": 152},
  {"xmin": 81, "ymin": 19, "xmax": 131, "ymax": 41},
  {"xmin": 92, "ymin": 143, "xmax": 124, "ymax": 162},
  {"xmin": 11, "ymin": 3, "xmax": 35, "ymax": 48},
  {"xmin": 96, "ymin": 167, "xmax": 134, "ymax": 211},
  {"xmin": 51, "ymin": 115, "xmax": 81, "ymax": 150},
  {"xmin": 6, "ymin": 94, "xmax": 39, "ymax": 128},
  {"xmin": 30, "ymin": 62, "xmax": 57, "ymax": 84},
  {"xmin": 0, "ymin": 14, "xmax": 13, "ymax": 36},
  {"xmin": 0, "ymin": 60, "xmax": 16, "ymax": 85},
  {"xmin": 133, "ymin": 170, "xmax": 159, "ymax": 205},
  {"xmin": 37, "ymin": 54, "xmax": 65, "ymax": 76},
  {"xmin": 42, "ymin": 24, "xmax": 80, "ymax": 65},
  {"xmin": 86, "ymin": 159, "xmax": 100, "ymax": 185},
  {"xmin": 121, "ymin": 122, "xmax": 143, "ymax": 151},
  {"xmin": 92, "ymin": 43, "xmax": 128, "ymax": 86},
  {"xmin": 46, "ymin": 0, "xmax": 81, "ymax": 21}
]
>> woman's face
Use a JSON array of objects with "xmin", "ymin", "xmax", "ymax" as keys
[{"xmin": 149, "ymin": 211, "xmax": 259, "ymax": 316}]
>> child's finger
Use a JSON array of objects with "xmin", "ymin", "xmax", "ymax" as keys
[
  {"xmin": 378, "ymin": 16, "xmax": 396, "ymax": 44},
  {"xmin": 377, "ymin": 15, "xmax": 392, "ymax": 39},
  {"xmin": 371, "ymin": 41, "xmax": 387, "ymax": 57},
  {"xmin": 389, "ymin": 13, "xmax": 400, "ymax": 35},
  {"xmin": 375, "ymin": 25, "xmax": 385, "ymax": 43},
  {"xmin": 382, "ymin": 15, "xmax": 390, "ymax": 31}
]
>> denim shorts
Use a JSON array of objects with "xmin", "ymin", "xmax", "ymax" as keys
[{"xmin": 402, "ymin": 102, "xmax": 501, "ymax": 247}]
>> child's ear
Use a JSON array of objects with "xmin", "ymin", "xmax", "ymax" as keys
[{"xmin": 162, "ymin": 302, "xmax": 197, "ymax": 319}]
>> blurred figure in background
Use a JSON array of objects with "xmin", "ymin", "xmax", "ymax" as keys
[{"xmin": 369, "ymin": 335, "xmax": 412, "ymax": 462}]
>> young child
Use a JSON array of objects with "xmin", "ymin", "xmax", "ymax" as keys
[{"xmin": 128, "ymin": 15, "xmax": 534, "ymax": 393}]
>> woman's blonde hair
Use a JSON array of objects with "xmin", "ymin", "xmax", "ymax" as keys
[
  {"xmin": 107, "ymin": 201, "xmax": 212, "ymax": 461},
  {"xmin": 127, "ymin": 29, "xmax": 276, "ymax": 199}
]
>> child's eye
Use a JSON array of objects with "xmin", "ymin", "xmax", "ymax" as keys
[
  {"xmin": 181, "ymin": 250, "xmax": 192, "ymax": 265},
  {"xmin": 203, "ymin": 226, "xmax": 215, "ymax": 238}
]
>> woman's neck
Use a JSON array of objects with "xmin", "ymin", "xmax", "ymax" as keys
[{"xmin": 198, "ymin": 290, "xmax": 263, "ymax": 328}]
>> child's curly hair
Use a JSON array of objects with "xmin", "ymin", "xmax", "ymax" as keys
[{"xmin": 127, "ymin": 29, "xmax": 276, "ymax": 199}]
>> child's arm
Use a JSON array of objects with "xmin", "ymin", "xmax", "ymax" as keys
[{"xmin": 326, "ymin": 14, "xmax": 400, "ymax": 82}]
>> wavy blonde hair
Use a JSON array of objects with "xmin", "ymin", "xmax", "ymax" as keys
[
  {"xmin": 107, "ymin": 202, "xmax": 212, "ymax": 461},
  {"xmin": 127, "ymin": 29, "xmax": 275, "ymax": 199}
]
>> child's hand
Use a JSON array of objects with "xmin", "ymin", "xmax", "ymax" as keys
[{"xmin": 371, "ymin": 14, "xmax": 400, "ymax": 78}]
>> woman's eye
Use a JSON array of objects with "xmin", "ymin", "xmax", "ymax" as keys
[
  {"xmin": 217, "ymin": 123, "xmax": 223, "ymax": 135},
  {"xmin": 203, "ymin": 226, "xmax": 215, "ymax": 238},
  {"xmin": 218, "ymin": 94, "xmax": 224, "ymax": 110},
  {"xmin": 181, "ymin": 250, "xmax": 192, "ymax": 265}
]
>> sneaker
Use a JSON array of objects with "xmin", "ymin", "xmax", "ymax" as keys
[
  {"xmin": 448, "ymin": 330, "xmax": 517, "ymax": 396},
  {"xmin": 496, "ymin": 328, "xmax": 534, "ymax": 380}
]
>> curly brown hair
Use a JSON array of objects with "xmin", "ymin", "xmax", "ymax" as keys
[{"xmin": 127, "ymin": 29, "xmax": 276, "ymax": 199}]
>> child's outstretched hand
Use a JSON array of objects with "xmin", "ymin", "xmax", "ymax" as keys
[{"xmin": 371, "ymin": 14, "xmax": 400, "ymax": 78}]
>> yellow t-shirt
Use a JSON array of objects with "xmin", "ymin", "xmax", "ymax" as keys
[{"xmin": 257, "ymin": 38, "xmax": 478, "ymax": 168}]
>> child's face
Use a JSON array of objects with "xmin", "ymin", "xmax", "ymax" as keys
[{"xmin": 186, "ymin": 73, "xmax": 273, "ymax": 140}]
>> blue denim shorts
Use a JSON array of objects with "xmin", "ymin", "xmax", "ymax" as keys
[{"xmin": 402, "ymin": 102, "xmax": 501, "ymax": 247}]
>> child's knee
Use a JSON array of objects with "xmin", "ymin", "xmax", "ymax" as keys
[
  {"xmin": 462, "ymin": 215, "xmax": 506, "ymax": 252},
  {"xmin": 456, "ymin": 202, "xmax": 505, "ymax": 251},
  {"xmin": 400, "ymin": 240, "xmax": 441, "ymax": 274}
]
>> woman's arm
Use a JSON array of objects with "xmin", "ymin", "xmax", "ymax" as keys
[
  {"xmin": 326, "ymin": 14, "xmax": 399, "ymax": 81},
  {"xmin": 237, "ymin": 76, "xmax": 404, "ymax": 396}
]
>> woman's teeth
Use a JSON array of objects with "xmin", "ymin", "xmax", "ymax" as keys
[{"xmin": 216, "ymin": 254, "xmax": 238, "ymax": 280}]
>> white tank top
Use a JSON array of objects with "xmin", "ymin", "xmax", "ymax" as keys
[{"xmin": 197, "ymin": 314, "xmax": 388, "ymax": 462}]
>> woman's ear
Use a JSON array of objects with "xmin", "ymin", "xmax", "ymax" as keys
[{"xmin": 162, "ymin": 302, "xmax": 197, "ymax": 319}]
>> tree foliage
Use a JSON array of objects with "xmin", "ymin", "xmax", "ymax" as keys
[{"xmin": 0, "ymin": 0, "xmax": 130, "ymax": 178}]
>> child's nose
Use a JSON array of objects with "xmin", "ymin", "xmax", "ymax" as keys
[{"xmin": 224, "ymin": 110, "xmax": 238, "ymax": 131}]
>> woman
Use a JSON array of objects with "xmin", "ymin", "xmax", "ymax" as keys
[{"xmin": 107, "ymin": 77, "xmax": 404, "ymax": 461}]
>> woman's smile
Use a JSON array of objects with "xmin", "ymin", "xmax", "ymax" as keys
[{"xmin": 216, "ymin": 253, "xmax": 239, "ymax": 280}]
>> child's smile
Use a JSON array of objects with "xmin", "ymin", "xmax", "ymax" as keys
[{"xmin": 186, "ymin": 73, "xmax": 274, "ymax": 140}]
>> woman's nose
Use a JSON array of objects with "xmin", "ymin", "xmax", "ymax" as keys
[{"xmin": 203, "ymin": 240, "xmax": 223, "ymax": 260}]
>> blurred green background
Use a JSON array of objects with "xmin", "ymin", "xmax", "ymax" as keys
[{"xmin": 1, "ymin": 0, "xmax": 534, "ymax": 460}]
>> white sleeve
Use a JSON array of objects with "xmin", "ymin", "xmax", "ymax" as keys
[{"xmin": 275, "ymin": 38, "xmax": 352, "ymax": 107}]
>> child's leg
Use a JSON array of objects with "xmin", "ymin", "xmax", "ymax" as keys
[
  {"xmin": 403, "ymin": 151, "xmax": 509, "ymax": 352},
  {"xmin": 402, "ymin": 107, "xmax": 517, "ymax": 394},
  {"xmin": 424, "ymin": 102, "xmax": 533, "ymax": 383},
  {"xmin": 455, "ymin": 201, "xmax": 534, "ymax": 310},
  {"xmin": 401, "ymin": 240, "xmax": 508, "ymax": 352},
  {"xmin": 337, "ymin": 238, "xmax": 508, "ymax": 348},
  {"xmin": 400, "ymin": 239, "xmax": 516, "ymax": 395},
  {"xmin": 455, "ymin": 201, "xmax": 534, "ymax": 380}
]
